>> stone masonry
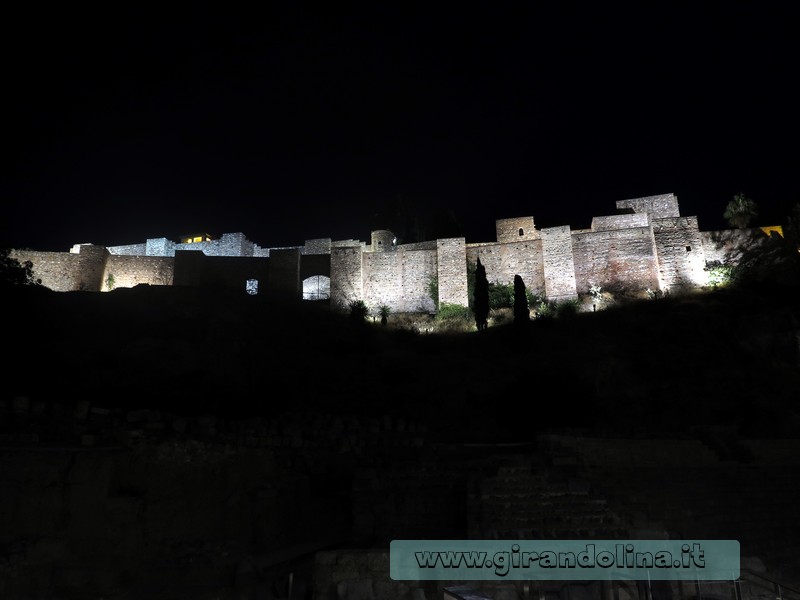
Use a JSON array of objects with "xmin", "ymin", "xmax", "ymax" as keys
[{"xmin": 12, "ymin": 193, "xmax": 772, "ymax": 311}]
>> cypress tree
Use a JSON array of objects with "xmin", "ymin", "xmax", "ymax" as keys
[
  {"xmin": 473, "ymin": 258, "xmax": 489, "ymax": 331},
  {"xmin": 513, "ymin": 274, "xmax": 529, "ymax": 325}
]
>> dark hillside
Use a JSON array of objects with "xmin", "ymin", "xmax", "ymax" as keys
[{"xmin": 5, "ymin": 282, "xmax": 799, "ymax": 441}]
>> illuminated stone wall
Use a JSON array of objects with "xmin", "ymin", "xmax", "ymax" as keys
[
  {"xmin": 541, "ymin": 226, "xmax": 578, "ymax": 301},
  {"xmin": 466, "ymin": 240, "xmax": 546, "ymax": 296},
  {"xmin": 14, "ymin": 192, "xmax": 767, "ymax": 306},
  {"xmin": 11, "ymin": 250, "xmax": 86, "ymax": 292},
  {"xmin": 362, "ymin": 248, "xmax": 437, "ymax": 313},
  {"xmin": 436, "ymin": 238, "xmax": 469, "ymax": 307},
  {"xmin": 571, "ymin": 224, "xmax": 660, "ymax": 294},
  {"xmin": 107, "ymin": 242, "xmax": 146, "ymax": 255},
  {"xmin": 616, "ymin": 193, "xmax": 680, "ymax": 219},
  {"xmin": 330, "ymin": 245, "xmax": 364, "ymax": 308},
  {"xmin": 104, "ymin": 255, "xmax": 175, "ymax": 289},
  {"xmin": 652, "ymin": 217, "xmax": 708, "ymax": 291}
]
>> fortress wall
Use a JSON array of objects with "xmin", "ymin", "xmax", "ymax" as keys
[
  {"xmin": 330, "ymin": 246, "xmax": 364, "ymax": 308},
  {"xmin": 616, "ymin": 193, "xmax": 680, "ymax": 219},
  {"xmin": 400, "ymin": 249, "xmax": 437, "ymax": 312},
  {"xmin": 571, "ymin": 227, "xmax": 660, "ymax": 294},
  {"xmin": 652, "ymin": 217, "xmax": 708, "ymax": 291},
  {"xmin": 397, "ymin": 241, "xmax": 437, "ymax": 251},
  {"xmin": 104, "ymin": 255, "xmax": 174, "ymax": 289},
  {"xmin": 11, "ymin": 250, "xmax": 86, "ymax": 292},
  {"xmin": 332, "ymin": 239, "xmax": 364, "ymax": 248},
  {"xmin": 363, "ymin": 252, "xmax": 402, "ymax": 312},
  {"xmin": 591, "ymin": 213, "xmax": 650, "ymax": 231},
  {"xmin": 107, "ymin": 243, "xmax": 146, "ymax": 256},
  {"xmin": 436, "ymin": 238, "xmax": 468, "ymax": 307},
  {"xmin": 495, "ymin": 216, "xmax": 538, "ymax": 243},
  {"xmin": 363, "ymin": 249, "xmax": 436, "ymax": 313},
  {"xmin": 145, "ymin": 238, "xmax": 176, "ymax": 257},
  {"xmin": 303, "ymin": 238, "xmax": 332, "ymax": 255},
  {"xmin": 252, "ymin": 244, "xmax": 270, "ymax": 257},
  {"xmin": 540, "ymin": 226, "xmax": 578, "ymax": 301},
  {"xmin": 174, "ymin": 233, "xmax": 252, "ymax": 256},
  {"xmin": 73, "ymin": 245, "xmax": 109, "ymax": 291},
  {"xmin": 466, "ymin": 240, "xmax": 546, "ymax": 296}
]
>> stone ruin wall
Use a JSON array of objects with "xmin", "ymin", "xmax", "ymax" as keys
[
  {"xmin": 616, "ymin": 193, "xmax": 681, "ymax": 219},
  {"xmin": 15, "ymin": 192, "xmax": 772, "ymax": 309},
  {"xmin": 104, "ymin": 255, "xmax": 175, "ymax": 289},
  {"xmin": 466, "ymin": 240, "xmax": 546, "ymax": 297},
  {"xmin": 571, "ymin": 215, "xmax": 661, "ymax": 294},
  {"xmin": 12, "ymin": 245, "xmax": 107, "ymax": 292},
  {"xmin": 436, "ymin": 238, "xmax": 469, "ymax": 307},
  {"xmin": 540, "ymin": 226, "xmax": 578, "ymax": 301},
  {"xmin": 11, "ymin": 249, "xmax": 87, "ymax": 292},
  {"xmin": 651, "ymin": 216, "xmax": 708, "ymax": 291},
  {"xmin": 330, "ymin": 246, "xmax": 364, "ymax": 308},
  {"xmin": 362, "ymin": 248, "xmax": 437, "ymax": 313}
]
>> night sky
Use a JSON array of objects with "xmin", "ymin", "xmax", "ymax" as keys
[{"xmin": 3, "ymin": 4, "xmax": 799, "ymax": 252}]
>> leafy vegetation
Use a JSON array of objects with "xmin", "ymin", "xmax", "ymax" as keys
[{"xmin": 723, "ymin": 192, "xmax": 758, "ymax": 229}]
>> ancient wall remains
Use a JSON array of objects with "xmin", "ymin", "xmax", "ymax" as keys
[
  {"xmin": 362, "ymin": 248, "xmax": 437, "ymax": 313},
  {"xmin": 15, "ymin": 192, "xmax": 765, "ymax": 306},
  {"xmin": 540, "ymin": 226, "xmax": 578, "ymax": 301},
  {"xmin": 590, "ymin": 213, "xmax": 650, "ymax": 231},
  {"xmin": 107, "ymin": 242, "xmax": 146, "ymax": 256},
  {"xmin": 616, "ymin": 193, "xmax": 680, "ymax": 219},
  {"xmin": 571, "ymin": 227, "xmax": 660, "ymax": 294},
  {"xmin": 436, "ymin": 238, "xmax": 468, "ymax": 307},
  {"xmin": 330, "ymin": 246, "xmax": 364, "ymax": 308},
  {"xmin": 303, "ymin": 238, "xmax": 332, "ymax": 255},
  {"xmin": 652, "ymin": 217, "xmax": 708, "ymax": 291},
  {"xmin": 466, "ymin": 241, "xmax": 546, "ymax": 296},
  {"xmin": 145, "ymin": 237, "xmax": 176, "ymax": 257},
  {"xmin": 104, "ymin": 255, "xmax": 175, "ymax": 289},
  {"xmin": 11, "ymin": 250, "xmax": 86, "ymax": 292}
]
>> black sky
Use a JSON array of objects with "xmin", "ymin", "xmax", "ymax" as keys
[{"xmin": 3, "ymin": 4, "xmax": 799, "ymax": 251}]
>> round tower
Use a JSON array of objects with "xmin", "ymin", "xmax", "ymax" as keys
[{"xmin": 371, "ymin": 230, "xmax": 396, "ymax": 252}]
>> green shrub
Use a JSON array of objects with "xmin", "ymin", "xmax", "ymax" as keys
[
  {"xmin": 436, "ymin": 303, "xmax": 470, "ymax": 321},
  {"xmin": 488, "ymin": 283, "xmax": 514, "ymax": 309},
  {"xmin": 705, "ymin": 262, "xmax": 734, "ymax": 288},
  {"xmin": 348, "ymin": 299, "xmax": 369, "ymax": 322},
  {"xmin": 555, "ymin": 298, "xmax": 580, "ymax": 317}
]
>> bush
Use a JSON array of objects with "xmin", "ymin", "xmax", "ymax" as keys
[
  {"xmin": 348, "ymin": 299, "xmax": 369, "ymax": 322},
  {"xmin": 436, "ymin": 303, "xmax": 470, "ymax": 321},
  {"xmin": 705, "ymin": 262, "xmax": 733, "ymax": 288},
  {"xmin": 555, "ymin": 298, "xmax": 580, "ymax": 318},
  {"xmin": 488, "ymin": 283, "xmax": 514, "ymax": 309}
]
